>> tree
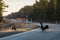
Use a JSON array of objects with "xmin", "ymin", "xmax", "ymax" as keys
[
  {"xmin": 0, "ymin": 0, "xmax": 8, "ymax": 22},
  {"xmin": 56, "ymin": 0, "xmax": 60, "ymax": 21},
  {"xmin": 19, "ymin": 6, "xmax": 33, "ymax": 18},
  {"xmin": 0, "ymin": 0, "xmax": 4, "ymax": 22},
  {"xmin": 9, "ymin": 0, "xmax": 59, "ymax": 22},
  {"xmin": 32, "ymin": 0, "xmax": 48, "ymax": 21},
  {"xmin": 46, "ymin": 0, "xmax": 55, "ymax": 21}
]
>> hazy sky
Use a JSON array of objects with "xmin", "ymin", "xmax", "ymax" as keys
[{"xmin": 3, "ymin": 0, "xmax": 35, "ymax": 16}]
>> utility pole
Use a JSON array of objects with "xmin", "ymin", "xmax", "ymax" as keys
[{"xmin": 25, "ymin": 15, "xmax": 28, "ymax": 28}]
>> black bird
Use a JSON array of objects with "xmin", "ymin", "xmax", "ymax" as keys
[
  {"xmin": 41, "ymin": 25, "xmax": 49, "ymax": 32},
  {"xmin": 40, "ymin": 21, "xmax": 49, "ymax": 32}
]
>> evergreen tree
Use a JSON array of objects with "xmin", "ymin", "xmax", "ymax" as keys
[
  {"xmin": 0, "ymin": 0, "xmax": 4, "ymax": 22},
  {"xmin": 56, "ymin": 0, "xmax": 60, "ymax": 21},
  {"xmin": 0, "ymin": 0, "xmax": 8, "ymax": 22},
  {"xmin": 32, "ymin": 0, "xmax": 48, "ymax": 21},
  {"xmin": 46, "ymin": 0, "xmax": 54, "ymax": 21}
]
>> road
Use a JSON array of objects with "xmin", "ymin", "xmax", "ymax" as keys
[
  {"xmin": 0, "ymin": 28, "xmax": 60, "ymax": 40},
  {"xmin": 0, "ymin": 23, "xmax": 60, "ymax": 40}
]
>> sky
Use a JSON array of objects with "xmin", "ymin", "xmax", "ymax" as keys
[{"xmin": 3, "ymin": 0, "xmax": 35, "ymax": 16}]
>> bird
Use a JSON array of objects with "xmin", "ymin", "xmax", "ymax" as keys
[
  {"xmin": 41, "ymin": 25, "xmax": 49, "ymax": 32},
  {"xmin": 40, "ymin": 20, "xmax": 49, "ymax": 32}
]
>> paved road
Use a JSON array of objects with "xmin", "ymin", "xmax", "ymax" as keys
[
  {"xmin": 34, "ymin": 22, "xmax": 60, "ymax": 31},
  {"xmin": 0, "ymin": 23, "xmax": 60, "ymax": 40},
  {"xmin": 0, "ymin": 31, "xmax": 24, "ymax": 38},
  {"xmin": 0, "ymin": 28, "xmax": 60, "ymax": 40}
]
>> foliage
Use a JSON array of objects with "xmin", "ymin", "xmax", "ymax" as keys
[
  {"xmin": 56, "ymin": 0, "xmax": 60, "ymax": 21},
  {"xmin": 0, "ymin": 0, "xmax": 4, "ymax": 22},
  {"xmin": 6, "ymin": 0, "xmax": 60, "ymax": 22},
  {"xmin": 46, "ymin": 0, "xmax": 55, "ymax": 21}
]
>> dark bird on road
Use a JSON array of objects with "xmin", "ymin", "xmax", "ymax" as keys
[{"xmin": 40, "ymin": 21, "xmax": 49, "ymax": 32}]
